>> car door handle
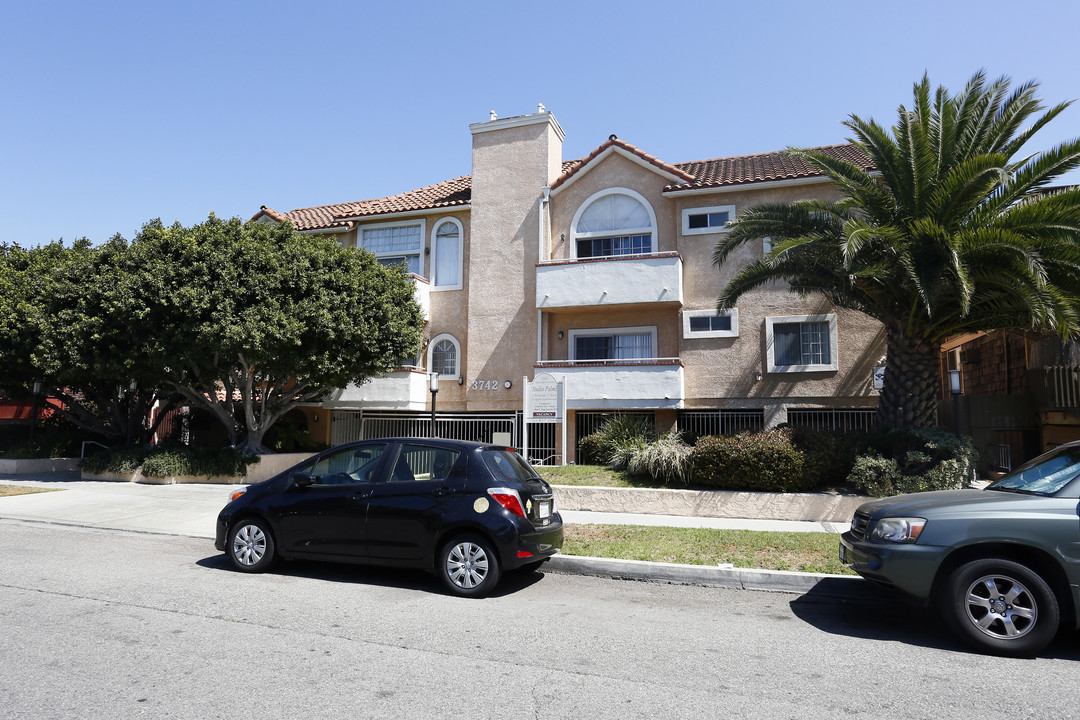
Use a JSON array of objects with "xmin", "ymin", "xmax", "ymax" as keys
[
  {"xmin": 350, "ymin": 490, "xmax": 372, "ymax": 500},
  {"xmin": 433, "ymin": 487, "xmax": 452, "ymax": 497}
]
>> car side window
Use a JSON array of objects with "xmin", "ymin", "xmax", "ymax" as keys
[
  {"xmin": 389, "ymin": 444, "xmax": 461, "ymax": 483},
  {"xmin": 310, "ymin": 443, "xmax": 388, "ymax": 485}
]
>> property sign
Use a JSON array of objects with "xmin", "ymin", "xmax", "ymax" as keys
[
  {"xmin": 527, "ymin": 373, "xmax": 562, "ymax": 423},
  {"xmin": 873, "ymin": 365, "xmax": 886, "ymax": 390}
]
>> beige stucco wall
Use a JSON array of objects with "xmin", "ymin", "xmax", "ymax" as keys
[{"xmin": 463, "ymin": 115, "xmax": 563, "ymax": 412}]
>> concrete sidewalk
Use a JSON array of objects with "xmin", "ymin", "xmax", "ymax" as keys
[{"xmin": 0, "ymin": 472, "xmax": 874, "ymax": 599}]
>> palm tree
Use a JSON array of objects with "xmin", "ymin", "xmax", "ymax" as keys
[{"xmin": 714, "ymin": 72, "xmax": 1080, "ymax": 430}]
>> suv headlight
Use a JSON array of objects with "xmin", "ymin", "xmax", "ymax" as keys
[{"xmin": 869, "ymin": 517, "xmax": 926, "ymax": 543}]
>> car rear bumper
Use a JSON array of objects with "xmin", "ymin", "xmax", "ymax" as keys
[
  {"xmin": 504, "ymin": 514, "xmax": 564, "ymax": 570},
  {"xmin": 839, "ymin": 531, "xmax": 948, "ymax": 604}
]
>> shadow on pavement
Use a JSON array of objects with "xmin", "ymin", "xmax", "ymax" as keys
[
  {"xmin": 791, "ymin": 579, "xmax": 1080, "ymax": 659},
  {"xmin": 0, "ymin": 472, "xmax": 83, "ymax": 483},
  {"xmin": 196, "ymin": 553, "xmax": 546, "ymax": 598}
]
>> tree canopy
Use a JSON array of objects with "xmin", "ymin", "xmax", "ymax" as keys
[
  {"xmin": 713, "ymin": 71, "xmax": 1080, "ymax": 430},
  {"xmin": 0, "ymin": 216, "xmax": 426, "ymax": 453}
]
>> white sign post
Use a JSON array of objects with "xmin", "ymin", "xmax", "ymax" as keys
[{"xmin": 523, "ymin": 373, "xmax": 567, "ymax": 466}]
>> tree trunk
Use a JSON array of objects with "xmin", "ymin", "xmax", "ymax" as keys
[{"xmin": 876, "ymin": 327, "xmax": 941, "ymax": 431}]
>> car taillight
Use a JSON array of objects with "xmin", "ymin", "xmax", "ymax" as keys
[
  {"xmin": 488, "ymin": 488, "xmax": 526, "ymax": 518},
  {"xmin": 229, "ymin": 488, "xmax": 246, "ymax": 503}
]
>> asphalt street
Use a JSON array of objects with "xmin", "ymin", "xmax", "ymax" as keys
[{"xmin": 3, "ymin": 521, "xmax": 1080, "ymax": 719}]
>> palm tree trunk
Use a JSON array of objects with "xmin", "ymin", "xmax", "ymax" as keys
[{"xmin": 876, "ymin": 327, "xmax": 941, "ymax": 430}]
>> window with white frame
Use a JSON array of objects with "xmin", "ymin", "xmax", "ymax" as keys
[
  {"xmin": 360, "ymin": 220, "xmax": 425, "ymax": 276},
  {"xmin": 572, "ymin": 188, "xmax": 656, "ymax": 259},
  {"xmin": 431, "ymin": 218, "xmax": 463, "ymax": 290},
  {"xmin": 765, "ymin": 314, "xmax": 838, "ymax": 373},
  {"xmin": 569, "ymin": 326, "xmax": 656, "ymax": 362},
  {"xmin": 428, "ymin": 334, "xmax": 460, "ymax": 379},
  {"xmin": 682, "ymin": 205, "xmax": 735, "ymax": 236},
  {"xmin": 683, "ymin": 309, "xmax": 739, "ymax": 338}
]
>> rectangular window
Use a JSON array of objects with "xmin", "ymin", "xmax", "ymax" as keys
[
  {"xmin": 360, "ymin": 221, "xmax": 424, "ymax": 275},
  {"xmin": 571, "ymin": 327, "xmax": 655, "ymax": 362},
  {"xmin": 682, "ymin": 205, "xmax": 735, "ymax": 236},
  {"xmin": 765, "ymin": 314, "xmax": 838, "ymax": 373},
  {"xmin": 576, "ymin": 234, "xmax": 652, "ymax": 258},
  {"xmin": 683, "ymin": 309, "xmax": 738, "ymax": 338}
]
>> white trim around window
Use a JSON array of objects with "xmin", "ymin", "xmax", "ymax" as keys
[
  {"xmin": 427, "ymin": 333, "xmax": 461, "ymax": 381},
  {"xmin": 568, "ymin": 325, "xmax": 657, "ymax": 361},
  {"xmin": 764, "ymin": 314, "xmax": 838, "ymax": 373},
  {"xmin": 681, "ymin": 205, "xmax": 735, "ymax": 236},
  {"xmin": 430, "ymin": 217, "xmax": 463, "ymax": 291},
  {"xmin": 358, "ymin": 218, "xmax": 427, "ymax": 278},
  {"xmin": 682, "ymin": 308, "xmax": 739, "ymax": 338}
]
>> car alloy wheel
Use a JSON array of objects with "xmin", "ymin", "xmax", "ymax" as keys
[
  {"xmin": 942, "ymin": 558, "xmax": 1059, "ymax": 656},
  {"xmin": 228, "ymin": 518, "xmax": 276, "ymax": 573},
  {"xmin": 439, "ymin": 535, "xmax": 500, "ymax": 598}
]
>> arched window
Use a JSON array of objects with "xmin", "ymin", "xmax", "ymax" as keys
[
  {"xmin": 431, "ymin": 218, "xmax": 463, "ymax": 290},
  {"xmin": 428, "ymin": 334, "xmax": 461, "ymax": 379},
  {"xmin": 571, "ymin": 188, "xmax": 656, "ymax": 259}
]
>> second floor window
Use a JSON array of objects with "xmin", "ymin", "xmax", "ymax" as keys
[
  {"xmin": 361, "ymin": 221, "xmax": 423, "ymax": 276},
  {"xmin": 571, "ymin": 327, "xmax": 655, "ymax": 361},
  {"xmin": 572, "ymin": 189, "xmax": 655, "ymax": 259}
]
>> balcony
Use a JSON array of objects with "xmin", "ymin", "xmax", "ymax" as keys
[
  {"xmin": 323, "ymin": 368, "xmax": 429, "ymax": 411},
  {"xmin": 534, "ymin": 359, "xmax": 684, "ymax": 409},
  {"xmin": 1030, "ymin": 365, "xmax": 1080, "ymax": 412},
  {"xmin": 536, "ymin": 253, "xmax": 682, "ymax": 310}
]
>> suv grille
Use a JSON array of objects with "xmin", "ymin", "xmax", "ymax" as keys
[{"xmin": 850, "ymin": 511, "xmax": 870, "ymax": 540}]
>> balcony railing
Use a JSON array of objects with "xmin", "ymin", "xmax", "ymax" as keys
[
  {"xmin": 1031, "ymin": 365, "xmax": 1080, "ymax": 411},
  {"xmin": 536, "ymin": 252, "xmax": 682, "ymax": 309},
  {"xmin": 323, "ymin": 368, "xmax": 429, "ymax": 411},
  {"xmin": 534, "ymin": 359, "xmax": 684, "ymax": 409}
]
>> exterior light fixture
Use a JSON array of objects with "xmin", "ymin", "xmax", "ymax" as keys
[{"xmin": 429, "ymin": 372, "xmax": 440, "ymax": 438}]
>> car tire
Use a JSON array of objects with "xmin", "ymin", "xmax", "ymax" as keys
[
  {"xmin": 940, "ymin": 558, "xmax": 1060, "ymax": 656},
  {"xmin": 227, "ymin": 517, "xmax": 276, "ymax": 573},
  {"xmin": 438, "ymin": 534, "xmax": 501, "ymax": 598}
]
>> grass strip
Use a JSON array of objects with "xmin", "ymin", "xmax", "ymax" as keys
[
  {"xmin": 538, "ymin": 465, "xmax": 650, "ymax": 488},
  {"xmin": 562, "ymin": 524, "xmax": 854, "ymax": 575},
  {"xmin": 0, "ymin": 484, "xmax": 60, "ymax": 498}
]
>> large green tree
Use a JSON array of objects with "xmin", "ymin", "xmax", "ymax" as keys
[
  {"xmin": 713, "ymin": 72, "xmax": 1080, "ymax": 430},
  {"xmin": 133, "ymin": 215, "xmax": 425, "ymax": 454}
]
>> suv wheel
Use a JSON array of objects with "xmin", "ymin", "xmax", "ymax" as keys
[
  {"xmin": 941, "ymin": 558, "xmax": 1059, "ymax": 656},
  {"xmin": 438, "ymin": 535, "xmax": 500, "ymax": 598}
]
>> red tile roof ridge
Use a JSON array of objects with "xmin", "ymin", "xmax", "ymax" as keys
[
  {"xmin": 550, "ymin": 136, "xmax": 694, "ymax": 192},
  {"xmin": 671, "ymin": 142, "xmax": 859, "ymax": 166}
]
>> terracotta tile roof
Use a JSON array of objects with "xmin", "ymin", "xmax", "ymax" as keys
[
  {"xmin": 667, "ymin": 144, "xmax": 873, "ymax": 192},
  {"xmin": 254, "ymin": 143, "xmax": 872, "ymax": 232},
  {"xmin": 550, "ymin": 136, "xmax": 695, "ymax": 191}
]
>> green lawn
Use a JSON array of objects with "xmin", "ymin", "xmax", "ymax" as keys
[
  {"xmin": 537, "ymin": 464, "xmax": 655, "ymax": 488},
  {"xmin": 562, "ymin": 524, "xmax": 854, "ymax": 575}
]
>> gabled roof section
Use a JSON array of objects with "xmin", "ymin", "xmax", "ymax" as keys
[
  {"xmin": 667, "ymin": 144, "xmax": 874, "ymax": 192},
  {"xmin": 333, "ymin": 175, "xmax": 472, "ymax": 220},
  {"xmin": 550, "ymin": 136, "xmax": 695, "ymax": 194},
  {"xmin": 249, "ymin": 203, "xmax": 357, "ymax": 232}
]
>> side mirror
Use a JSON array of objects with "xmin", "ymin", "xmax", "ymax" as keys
[{"xmin": 292, "ymin": 472, "xmax": 315, "ymax": 488}]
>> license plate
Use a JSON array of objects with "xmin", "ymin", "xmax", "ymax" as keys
[{"xmin": 537, "ymin": 500, "xmax": 551, "ymax": 519}]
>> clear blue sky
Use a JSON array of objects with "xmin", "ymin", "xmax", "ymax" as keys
[{"xmin": 3, "ymin": 0, "xmax": 1079, "ymax": 246}]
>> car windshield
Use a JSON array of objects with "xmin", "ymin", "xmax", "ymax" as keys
[
  {"xmin": 987, "ymin": 446, "xmax": 1080, "ymax": 496},
  {"xmin": 482, "ymin": 448, "xmax": 538, "ymax": 484}
]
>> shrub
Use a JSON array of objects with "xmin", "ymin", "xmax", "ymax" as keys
[
  {"xmin": 80, "ymin": 445, "xmax": 258, "ymax": 478},
  {"xmin": 581, "ymin": 415, "xmax": 658, "ymax": 467},
  {"xmin": 623, "ymin": 432, "xmax": 695, "ymax": 486},
  {"xmin": 789, "ymin": 426, "xmax": 862, "ymax": 488},
  {"xmin": 690, "ymin": 428, "xmax": 812, "ymax": 492},
  {"xmin": 847, "ymin": 428, "xmax": 977, "ymax": 497}
]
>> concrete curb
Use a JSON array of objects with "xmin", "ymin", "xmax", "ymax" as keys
[
  {"xmin": 551, "ymin": 484, "xmax": 870, "ymax": 523},
  {"xmin": 546, "ymin": 554, "xmax": 877, "ymax": 599}
]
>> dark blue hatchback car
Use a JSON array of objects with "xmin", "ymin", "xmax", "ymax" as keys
[{"xmin": 215, "ymin": 438, "xmax": 563, "ymax": 597}]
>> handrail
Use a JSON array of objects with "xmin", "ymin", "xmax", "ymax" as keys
[{"xmin": 81, "ymin": 441, "xmax": 109, "ymax": 458}]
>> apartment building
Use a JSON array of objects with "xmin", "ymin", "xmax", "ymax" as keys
[{"xmin": 252, "ymin": 109, "xmax": 886, "ymax": 462}]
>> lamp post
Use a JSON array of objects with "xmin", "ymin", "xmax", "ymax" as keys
[
  {"xmin": 948, "ymin": 369, "xmax": 962, "ymax": 438},
  {"xmin": 429, "ymin": 372, "xmax": 439, "ymax": 438},
  {"xmin": 28, "ymin": 381, "xmax": 43, "ymax": 446}
]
